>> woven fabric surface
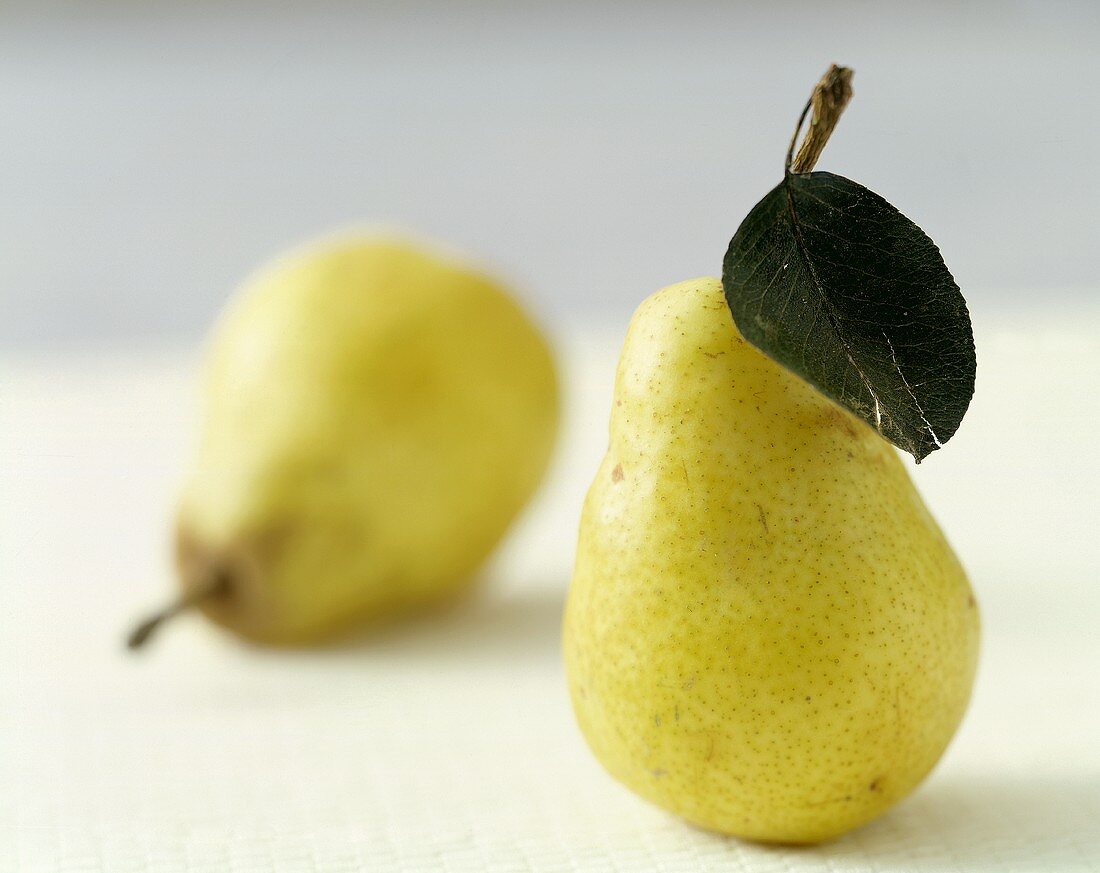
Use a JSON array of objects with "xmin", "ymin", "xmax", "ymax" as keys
[{"xmin": 3, "ymin": 315, "xmax": 1099, "ymax": 872}]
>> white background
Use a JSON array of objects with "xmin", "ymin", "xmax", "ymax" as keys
[
  {"xmin": 4, "ymin": 312, "xmax": 1100, "ymax": 871},
  {"xmin": 3, "ymin": 2, "xmax": 1100, "ymax": 871}
]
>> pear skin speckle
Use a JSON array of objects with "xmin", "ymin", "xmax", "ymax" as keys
[{"xmin": 563, "ymin": 278, "xmax": 979, "ymax": 843}]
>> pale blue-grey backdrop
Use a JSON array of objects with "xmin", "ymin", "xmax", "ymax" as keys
[{"xmin": 2, "ymin": 0, "xmax": 1097, "ymax": 346}]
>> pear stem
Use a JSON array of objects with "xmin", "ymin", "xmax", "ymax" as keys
[
  {"xmin": 786, "ymin": 64, "xmax": 854, "ymax": 175},
  {"xmin": 126, "ymin": 572, "xmax": 228, "ymax": 651}
]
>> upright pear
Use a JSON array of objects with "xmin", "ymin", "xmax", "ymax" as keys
[
  {"xmin": 132, "ymin": 234, "xmax": 558, "ymax": 647},
  {"xmin": 563, "ymin": 277, "xmax": 978, "ymax": 843}
]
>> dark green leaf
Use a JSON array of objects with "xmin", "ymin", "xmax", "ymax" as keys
[{"xmin": 722, "ymin": 170, "xmax": 975, "ymax": 462}]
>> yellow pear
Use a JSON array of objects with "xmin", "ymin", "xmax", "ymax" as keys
[
  {"xmin": 131, "ymin": 234, "xmax": 558, "ymax": 647},
  {"xmin": 563, "ymin": 277, "xmax": 978, "ymax": 843}
]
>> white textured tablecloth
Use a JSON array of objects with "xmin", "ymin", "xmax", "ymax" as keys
[{"xmin": 3, "ymin": 312, "xmax": 1099, "ymax": 872}]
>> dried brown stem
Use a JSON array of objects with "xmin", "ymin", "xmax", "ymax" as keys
[
  {"xmin": 786, "ymin": 64, "xmax": 854, "ymax": 175},
  {"xmin": 126, "ymin": 572, "xmax": 227, "ymax": 651}
]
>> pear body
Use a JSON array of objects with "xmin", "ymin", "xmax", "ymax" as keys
[
  {"xmin": 563, "ymin": 278, "xmax": 977, "ymax": 843},
  {"xmin": 177, "ymin": 235, "xmax": 558, "ymax": 644}
]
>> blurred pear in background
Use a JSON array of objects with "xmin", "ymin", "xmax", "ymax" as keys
[{"xmin": 130, "ymin": 234, "xmax": 559, "ymax": 648}]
